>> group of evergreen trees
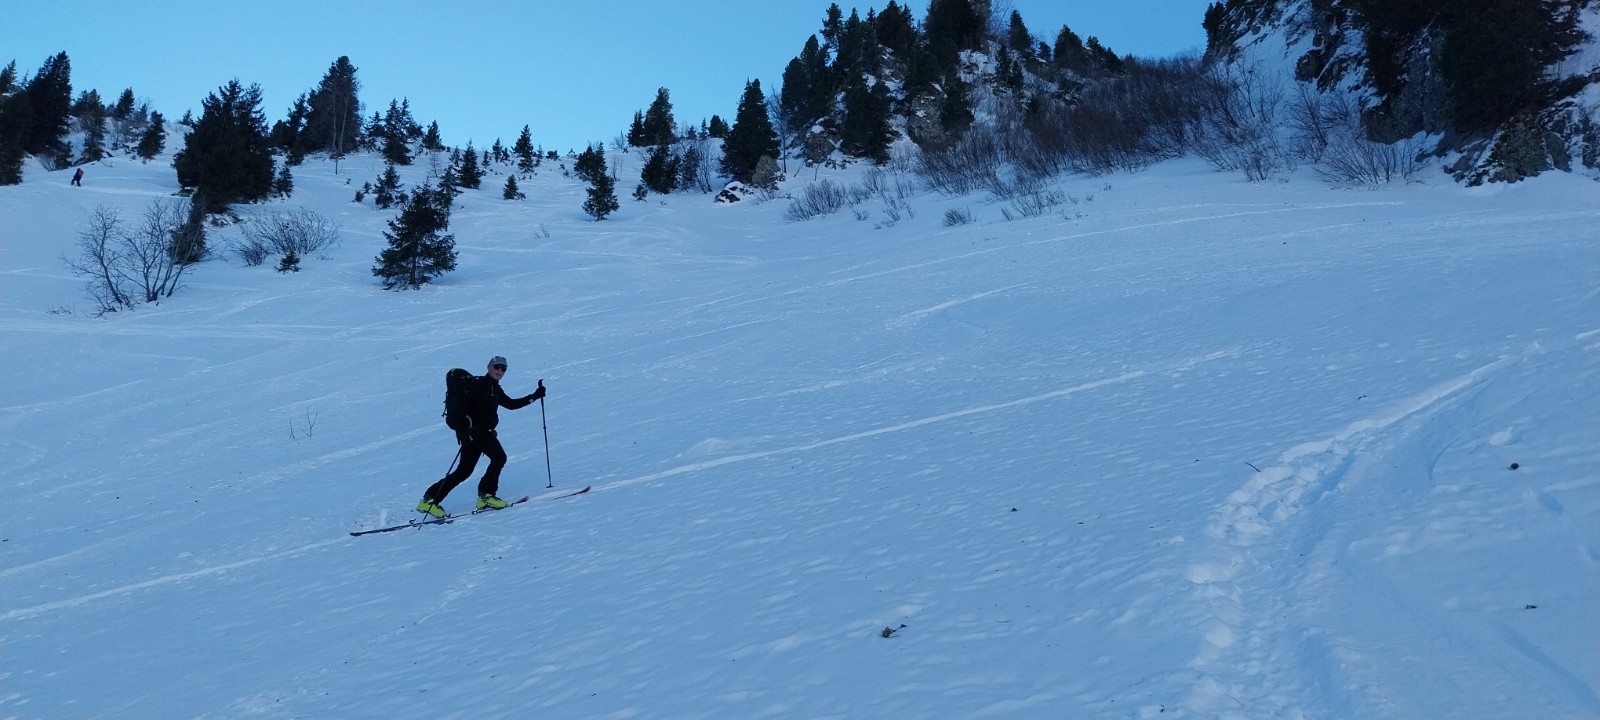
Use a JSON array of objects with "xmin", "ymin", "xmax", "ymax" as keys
[
  {"xmin": 0, "ymin": 52, "xmax": 166, "ymax": 185},
  {"xmin": 771, "ymin": 1, "xmax": 1126, "ymax": 166}
]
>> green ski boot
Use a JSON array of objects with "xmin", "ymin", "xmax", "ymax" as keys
[
  {"xmin": 476, "ymin": 494, "xmax": 509, "ymax": 511},
  {"xmin": 417, "ymin": 498, "xmax": 447, "ymax": 518}
]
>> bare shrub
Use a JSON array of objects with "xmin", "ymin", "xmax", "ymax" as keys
[
  {"xmin": 943, "ymin": 207, "xmax": 974, "ymax": 226},
  {"xmin": 64, "ymin": 199, "xmax": 197, "ymax": 313},
  {"xmin": 239, "ymin": 208, "xmax": 341, "ymax": 262},
  {"xmin": 915, "ymin": 126, "xmax": 1004, "ymax": 195},
  {"xmin": 783, "ymin": 180, "xmax": 850, "ymax": 221},
  {"xmin": 1319, "ymin": 133, "xmax": 1424, "ymax": 186},
  {"xmin": 1192, "ymin": 64, "xmax": 1295, "ymax": 182}
]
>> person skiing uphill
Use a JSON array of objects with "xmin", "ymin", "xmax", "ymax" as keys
[
  {"xmin": 71, "ymin": 167, "xmax": 84, "ymax": 186},
  {"xmin": 416, "ymin": 355, "xmax": 546, "ymax": 517}
]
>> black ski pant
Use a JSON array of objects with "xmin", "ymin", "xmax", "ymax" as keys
[{"xmin": 426, "ymin": 428, "xmax": 507, "ymax": 502}]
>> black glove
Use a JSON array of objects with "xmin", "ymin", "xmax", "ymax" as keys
[{"xmin": 528, "ymin": 383, "xmax": 546, "ymax": 402}]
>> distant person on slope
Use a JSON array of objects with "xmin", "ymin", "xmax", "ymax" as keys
[
  {"xmin": 71, "ymin": 167, "xmax": 83, "ymax": 186},
  {"xmin": 417, "ymin": 355, "xmax": 546, "ymax": 517}
]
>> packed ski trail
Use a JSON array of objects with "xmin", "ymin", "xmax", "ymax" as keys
[{"xmin": 2, "ymin": 152, "xmax": 1596, "ymax": 719}]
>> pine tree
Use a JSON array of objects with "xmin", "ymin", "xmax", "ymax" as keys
[
  {"xmin": 277, "ymin": 248, "xmax": 301, "ymax": 273},
  {"xmin": 840, "ymin": 76, "xmax": 894, "ymax": 162},
  {"xmin": 79, "ymin": 103, "xmax": 108, "ymax": 163},
  {"xmin": 112, "ymin": 88, "xmax": 136, "ymax": 121},
  {"xmin": 22, "ymin": 52, "xmax": 73, "ymax": 158},
  {"xmin": 719, "ymin": 79, "xmax": 780, "ymax": 183},
  {"xmin": 574, "ymin": 144, "xmax": 606, "ymax": 183},
  {"xmin": 679, "ymin": 143, "xmax": 705, "ymax": 192},
  {"xmin": 270, "ymin": 94, "xmax": 309, "ymax": 165},
  {"xmin": 923, "ymin": 0, "xmax": 984, "ymax": 75},
  {"xmin": 502, "ymin": 174, "xmax": 524, "ymax": 200},
  {"xmin": 583, "ymin": 172, "xmax": 620, "ymax": 220},
  {"xmin": 640, "ymin": 87, "xmax": 676, "ymax": 147},
  {"xmin": 0, "ymin": 61, "xmax": 16, "ymax": 95},
  {"xmin": 421, "ymin": 121, "xmax": 445, "ymax": 152},
  {"xmin": 173, "ymin": 79, "xmax": 275, "ymax": 213},
  {"xmin": 640, "ymin": 144, "xmax": 680, "ymax": 193},
  {"xmin": 373, "ymin": 182, "xmax": 456, "ymax": 290},
  {"xmin": 380, "ymin": 99, "xmax": 414, "ymax": 165},
  {"xmin": 372, "ymin": 162, "xmax": 403, "ymax": 209},
  {"xmin": 456, "ymin": 140, "xmax": 482, "ymax": 189},
  {"xmin": 939, "ymin": 72, "xmax": 974, "ymax": 136},
  {"xmin": 135, "ymin": 111, "xmax": 165, "ymax": 160},
  {"xmin": 707, "ymin": 115, "xmax": 730, "ymax": 138},
  {"xmin": 513, "ymin": 125, "xmax": 536, "ymax": 172},
  {"xmin": 303, "ymin": 56, "xmax": 361, "ymax": 156},
  {"xmin": 0, "ymin": 93, "xmax": 33, "ymax": 184},
  {"xmin": 273, "ymin": 161, "xmax": 293, "ymax": 198},
  {"xmin": 1007, "ymin": 10, "xmax": 1033, "ymax": 55}
]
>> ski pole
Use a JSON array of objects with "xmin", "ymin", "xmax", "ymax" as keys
[{"xmin": 538, "ymin": 379, "xmax": 553, "ymax": 488}]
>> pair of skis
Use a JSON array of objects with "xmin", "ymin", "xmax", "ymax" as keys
[{"xmin": 350, "ymin": 485, "xmax": 590, "ymax": 537}]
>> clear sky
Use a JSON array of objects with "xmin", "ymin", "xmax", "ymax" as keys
[{"xmin": 0, "ymin": 0, "xmax": 1214, "ymax": 154}]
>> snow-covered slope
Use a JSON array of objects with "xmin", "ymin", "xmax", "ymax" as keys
[{"xmin": 2, "ymin": 147, "xmax": 1596, "ymax": 719}]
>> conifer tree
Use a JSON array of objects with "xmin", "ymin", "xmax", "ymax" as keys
[
  {"xmin": 0, "ymin": 94, "xmax": 30, "ymax": 184},
  {"xmin": 273, "ymin": 161, "xmax": 293, "ymax": 198},
  {"xmin": 707, "ymin": 115, "xmax": 730, "ymax": 138},
  {"xmin": 270, "ymin": 94, "xmax": 310, "ymax": 165},
  {"xmin": 22, "ymin": 52, "xmax": 73, "ymax": 158},
  {"xmin": 455, "ymin": 140, "xmax": 482, "ymax": 189},
  {"xmin": 640, "ymin": 143, "xmax": 679, "ymax": 193},
  {"xmin": 135, "ymin": 111, "xmax": 165, "ymax": 160},
  {"xmin": 840, "ymin": 76, "xmax": 894, "ymax": 162},
  {"xmin": 584, "ymin": 172, "xmax": 620, "ymax": 220},
  {"xmin": 421, "ymin": 121, "xmax": 445, "ymax": 152},
  {"xmin": 679, "ymin": 143, "xmax": 705, "ymax": 192},
  {"xmin": 112, "ymin": 88, "xmax": 136, "ymax": 121},
  {"xmin": 502, "ymin": 174, "xmax": 524, "ymax": 200},
  {"xmin": 939, "ymin": 72, "xmax": 974, "ymax": 136},
  {"xmin": 373, "ymin": 182, "xmax": 456, "ymax": 290},
  {"xmin": 79, "ymin": 103, "xmax": 108, "ymax": 163},
  {"xmin": 640, "ymin": 87, "xmax": 676, "ymax": 147},
  {"xmin": 574, "ymin": 144, "xmax": 606, "ymax": 183},
  {"xmin": 173, "ymin": 79, "xmax": 274, "ymax": 213},
  {"xmin": 0, "ymin": 61, "xmax": 16, "ymax": 95},
  {"xmin": 513, "ymin": 125, "xmax": 536, "ymax": 172},
  {"xmin": 923, "ymin": 0, "xmax": 984, "ymax": 74},
  {"xmin": 372, "ymin": 162, "xmax": 403, "ymax": 209},
  {"xmin": 719, "ymin": 80, "xmax": 780, "ymax": 183},
  {"xmin": 303, "ymin": 56, "xmax": 361, "ymax": 156}
]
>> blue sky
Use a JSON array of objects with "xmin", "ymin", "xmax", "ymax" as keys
[{"xmin": 1, "ymin": 0, "xmax": 1214, "ymax": 154}]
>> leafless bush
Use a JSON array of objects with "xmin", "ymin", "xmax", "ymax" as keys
[
  {"xmin": 943, "ymin": 207, "xmax": 975, "ymax": 226},
  {"xmin": 915, "ymin": 126, "xmax": 1004, "ymax": 195},
  {"xmin": 783, "ymin": 180, "xmax": 851, "ymax": 221},
  {"xmin": 1288, "ymin": 87, "xmax": 1423, "ymax": 186},
  {"xmin": 239, "ymin": 208, "xmax": 340, "ymax": 262},
  {"xmin": 860, "ymin": 167, "xmax": 915, "ymax": 204},
  {"xmin": 1287, "ymin": 85, "xmax": 1349, "ymax": 162},
  {"xmin": 1319, "ymin": 133, "xmax": 1424, "ymax": 186},
  {"xmin": 63, "ymin": 199, "xmax": 196, "ymax": 313},
  {"xmin": 1192, "ymin": 65, "xmax": 1295, "ymax": 182}
]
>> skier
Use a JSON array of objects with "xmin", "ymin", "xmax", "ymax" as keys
[
  {"xmin": 417, "ymin": 355, "xmax": 546, "ymax": 517},
  {"xmin": 71, "ymin": 167, "xmax": 83, "ymax": 186}
]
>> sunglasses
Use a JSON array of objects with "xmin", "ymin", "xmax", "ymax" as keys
[{"xmin": 490, "ymin": 364, "xmax": 507, "ymax": 371}]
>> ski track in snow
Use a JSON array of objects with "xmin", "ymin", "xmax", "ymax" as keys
[{"xmin": 1180, "ymin": 339, "xmax": 1583, "ymax": 718}]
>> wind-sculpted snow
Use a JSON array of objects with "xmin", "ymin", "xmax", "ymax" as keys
[{"xmin": 1, "ymin": 152, "xmax": 1595, "ymax": 719}]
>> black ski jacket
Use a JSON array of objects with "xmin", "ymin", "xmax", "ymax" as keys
[{"xmin": 457, "ymin": 375, "xmax": 533, "ymax": 432}]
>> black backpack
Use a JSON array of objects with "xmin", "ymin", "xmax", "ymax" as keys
[{"xmin": 442, "ymin": 368, "xmax": 476, "ymax": 430}]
